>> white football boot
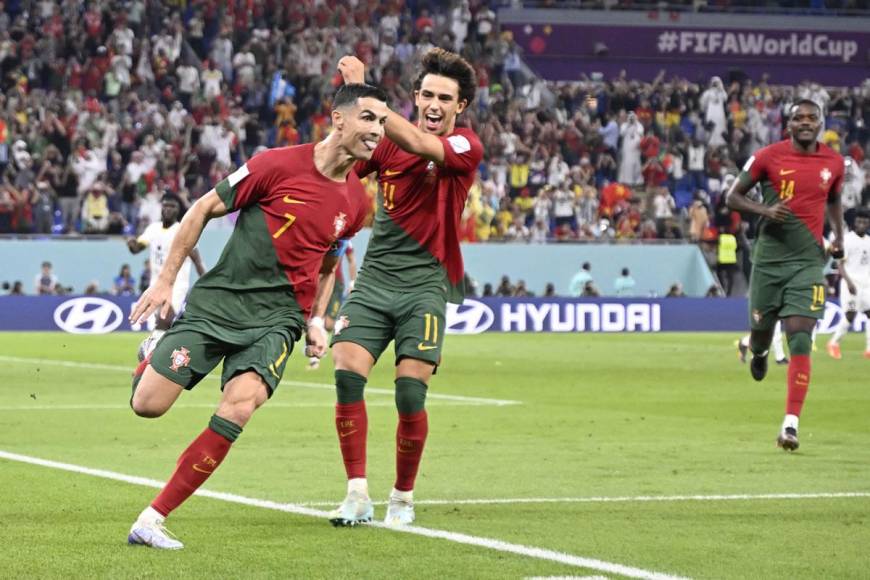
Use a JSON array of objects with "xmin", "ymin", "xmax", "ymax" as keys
[
  {"xmin": 383, "ymin": 488, "xmax": 415, "ymax": 527},
  {"xmin": 328, "ymin": 488, "xmax": 374, "ymax": 527},
  {"xmin": 128, "ymin": 507, "xmax": 183, "ymax": 550}
]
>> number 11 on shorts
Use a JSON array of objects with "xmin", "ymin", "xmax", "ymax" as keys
[{"xmin": 420, "ymin": 313, "xmax": 439, "ymax": 350}]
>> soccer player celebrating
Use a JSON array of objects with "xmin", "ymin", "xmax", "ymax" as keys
[
  {"xmin": 328, "ymin": 49, "xmax": 482, "ymax": 526},
  {"xmin": 127, "ymin": 193, "xmax": 207, "ymax": 360},
  {"xmin": 726, "ymin": 99, "xmax": 845, "ymax": 452},
  {"xmin": 827, "ymin": 208, "xmax": 870, "ymax": 359},
  {"xmin": 125, "ymin": 83, "xmax": 388, "ymax": 549}
]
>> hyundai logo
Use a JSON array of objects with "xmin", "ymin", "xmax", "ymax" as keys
[
  {"xmin": 446, "ymin": 299, "xmax": 495, "ymax": 334},
  {"xmin": 53, "ymin": 297, "xmax": 124, "ymax": 334}
]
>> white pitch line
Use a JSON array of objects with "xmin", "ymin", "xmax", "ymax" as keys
[
  {"xmin": 291, "ymin": 491, "xmax": 870, "ymax": 507},
  {"xmin": 0, "ymin": 401, "xmax": 405, "ymax": 411},
  {"xmin": 0, "ymin": 449, "xmax": 685, "ymax": 580},
  {"xmin": 0, "ymin": 355, "xmax": 521, "ymax": 406}
]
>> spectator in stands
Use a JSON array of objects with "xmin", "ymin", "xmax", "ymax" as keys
[
  {"xmin": 688, "ymin": 192, "xmax": 711, "ymax": 243},
  {"xmin": 614, "ymin": 268, "xmax": 637, "ymax": 297},
  {"xmin": 619, "ymin": 111, "xmax": 644, "ymax": 186},
  {"xmin": 582, "ymin": 281, "xmax": 601, "ymax": 297},
  {"xmin": 138, "ymin": 259, "xmax": 151, "ymax": 295},
  {"xmin": 717, "ymin": 227, "xmax": 740, "ymax": 297},
  {"xmin": 34, "ymin": 262, "xmax": 58, "ymax": 295},
  {"xmin": 81, "ymin": 183, "xmax": 110, "ymax": 234},
  {"xmin": 544, "ymin": 283, "xmax": 557, "ymax": 297},
  {"xmin": 10, "ymin": 281, "xmax": 24, "ymax": 295},
  {"xmin": 569, "ymin": 262, "xmax": 593, "ymax": 297},
  {"xmin": 701, "ymin": 77, "xmax": 728, "ymax": 147},
  {"xmin": 495, "ymin": 276, "xmax": 515, "ymax": 297},
  {"xmin": 30, "ymin": 181, "xmax": 57, "ymax": 235},
  {"xmin": 113, "ymin": 264, "xmax": 136, "ymax": 296},
  {"xmin": 514, "ymin": 280, "xmax": 531, "ymax": 297},
  {"xmin": 666, "ymin": 282, "xmax": 686, "ymax": 298}
]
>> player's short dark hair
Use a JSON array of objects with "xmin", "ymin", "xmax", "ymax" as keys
[
  {"xmin": 414, "ymin": 48, "xmax": 477, "ymax": 106},
  {"xmin": 333, "ymin": 83, "xmax": 388, "ymax": 110},
  {"xmin": 855, "ymin": 207, "xmax": 870, "ymax": 220},
  {"xmin": 789, "ymin": 99, "xmax": 821, "ymax": 119},
  {"xmin": 161, "ymin": 192, "xmax": 183, "ymax": 207}
]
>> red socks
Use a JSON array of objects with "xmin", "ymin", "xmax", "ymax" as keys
[
  {"xmin": 335, "ymin": 401, "xmax": 368, "ymax": 479},
  {"xmin": 786, "ymin": 354, "xmax": 811, "ymax": 416},
  {"xmin": 151, "ymin": 427, "xmax": 232, "ymax": 517},
  {"xmin": 395, "ymin": 410, "xmax": 428, "ymax": 492}
]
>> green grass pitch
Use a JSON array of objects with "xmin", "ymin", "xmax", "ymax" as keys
[{"xmin": 1, "ymin": 331, "xmax": 869, "ymax": 579}]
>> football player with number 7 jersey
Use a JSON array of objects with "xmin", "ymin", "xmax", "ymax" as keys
[
  {"xmin": 123, "ymin": 84, "xmax": 389, "ymax": 550},
  {"xmin": 726, "ymin": 99, "xmax": 846, "ymax": 452}
]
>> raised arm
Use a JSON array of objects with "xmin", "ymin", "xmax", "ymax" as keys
[
  {"xmin": 337, "ymin": 55, "xmax": 446, "ymax": 164},
  {"xmin": 130, "ymin": 190, "xmax": 228, "ymax": 322}
]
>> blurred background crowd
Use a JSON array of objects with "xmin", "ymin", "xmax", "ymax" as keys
[{"xmin": 0, "ymin": 0, "xmax": 868, "ymax": 296}]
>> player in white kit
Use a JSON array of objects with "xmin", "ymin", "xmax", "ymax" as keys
[
  {"xmin": 827, "ymin": 208, "xmax": 870, "ymax": 359},
  {"xmin": 127, "ymin": 193, "xmax": 207, "ymax": 359}
]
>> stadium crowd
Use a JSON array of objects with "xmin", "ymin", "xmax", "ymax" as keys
[{"xmin": 0, "ymin": 0, "xmax": 868, "ymax": 249}]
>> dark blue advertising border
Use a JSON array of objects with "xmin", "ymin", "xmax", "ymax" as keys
[{"xmin": 0, "ymin": 296, "xmax": 862, "ymax": 334}]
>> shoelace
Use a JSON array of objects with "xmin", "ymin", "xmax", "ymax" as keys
[{"xmin": 154, "ymin": 520, "xmax": 180, "ymax": 541}]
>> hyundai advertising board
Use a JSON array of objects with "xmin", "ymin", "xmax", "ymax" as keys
[{"xmin": 0, "ymin": 296, "xmax": 864, "ymax": 334}]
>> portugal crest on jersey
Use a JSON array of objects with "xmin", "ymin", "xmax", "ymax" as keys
[
  {"xmin": 333, "ymin": 212, "xmax": 347, "ymax": 239},
  {"xmin": 169, "ymin": 347, "xmax": 191, "ymax": 372},
  {"xmin": 820, "ymin": 167, "xmax": 832, "ymax": 185}
]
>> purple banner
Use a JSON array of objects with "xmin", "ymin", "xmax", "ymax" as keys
[{"xmin": 503, "ymin": 22, "xmax": 870, "ymax": 85}]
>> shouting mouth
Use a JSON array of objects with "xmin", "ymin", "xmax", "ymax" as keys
[{"xmin": 424, "ymin": 112, "xmax": 443, "ymax": 132}]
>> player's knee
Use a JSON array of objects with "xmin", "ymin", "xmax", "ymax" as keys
[
  {"xmin": 395, "ymin": 377, "xmax": 428, "ymax": 414},
  {"xmin": 787, "ymin": 331, "xmax": 813, "ymax": 356},
  {"xmin": 335, "ymin": 369, "xmax": 366, "ymax": 403},
  {"xmin": 130, "ymin": 394, "xmax": 167, "ymax": 418},
  {"xmin": 216, "ymin": 397, "xmax": 258, "ymax": 426},
  {"xmin": 846, "ymin": 311, "xmax": 858, "ymax": 323}
]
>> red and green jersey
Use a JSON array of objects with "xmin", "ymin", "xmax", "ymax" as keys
[
  {"xmin": 738, "ymin": 139, "xmax": 844, "ymax": 266},
  {"xmin": 353, "ymin": 127, "xmax": 483, "ymax": 303},
  {"xmin": 185, "ymin": 144, "xmax": 368, "ymax": 331}
]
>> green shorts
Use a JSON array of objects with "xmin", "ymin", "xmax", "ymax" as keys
[
  {"xmin": 149, "ymin": 314, "xmax": 299, "ymax": 396},
  {"xmin": 330, "ymin": 282, "xmax": 447, "ymax": 365},
  {"xmin": 749, "ymin": 262, "xmax": 826, "ymax": 331}
]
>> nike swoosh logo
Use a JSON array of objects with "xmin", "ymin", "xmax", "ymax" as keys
[
  {"xmin": 283, "ymin": 196, "xmax": 306, "ymax": 204},
  {"xmin": 417, "ymin": 343, "xmax": 438, "ymax": 351},
  {"xmin": 192, "ymin": 465, "xmax": 214, "ymax": 474},
  {"xmin": 383, "ymin": 169, "xmax": 401, "ymax": 176},
  {"xmin": 339, "ymin": 430, "xmax": 358, "ymax": 438},
  {"xmin": 779, "ymin": 169, "xmax": 796, "ymax": 176}
]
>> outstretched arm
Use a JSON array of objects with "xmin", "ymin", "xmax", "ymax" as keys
[{"xmin": 130, "ymin": 190, "xmax": 228, "ymax": 322}]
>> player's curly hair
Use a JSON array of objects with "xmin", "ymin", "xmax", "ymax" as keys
[{"xmin": 414, "ymin": 48, "xmax": 477, "ymax": 106}]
